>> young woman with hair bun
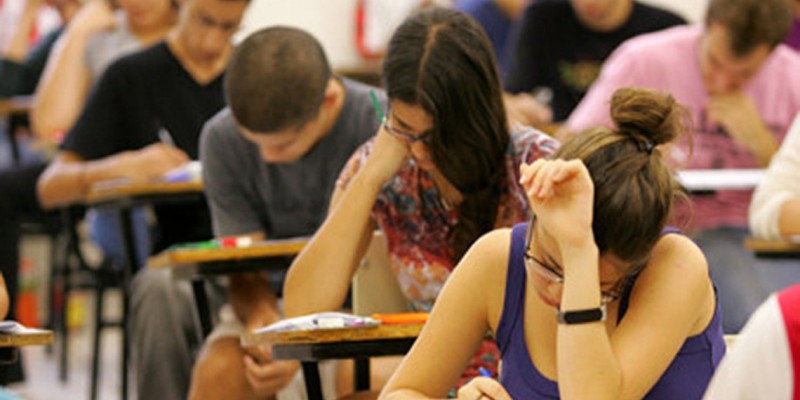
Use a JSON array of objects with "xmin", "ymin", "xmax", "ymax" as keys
[{"xmin": 381, "ymin": 87, "xmax": 725, "ymax": 400}]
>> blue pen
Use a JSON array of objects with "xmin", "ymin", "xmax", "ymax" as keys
[
  {"xmin": 369, "ymin": 89, "xmax": 385, "ymax": 123},
  {"xmin": 478, "ymin": 366, "xmax": 492, "ymax": 378}
]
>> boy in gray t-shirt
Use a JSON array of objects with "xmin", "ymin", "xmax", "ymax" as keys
[{"xmin": 129, "ymin": 27, "xmax": 384, "ymax": 400}]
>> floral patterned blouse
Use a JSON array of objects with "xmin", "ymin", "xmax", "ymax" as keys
[{"xmin": 336, "ymin": 124, "xmax": 558, "ymax": 382}]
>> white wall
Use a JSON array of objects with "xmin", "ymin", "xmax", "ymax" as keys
[
  {"xmin": 640, "ymin": 0, "xmax": 708, "ymax": 22},
  {"xmin": 238, "ymin": 0, "xmax": 361, "ymax": 69},
  {"xmin": 239, "ymin": 0, "xmax": 710, "ymax": 69}
]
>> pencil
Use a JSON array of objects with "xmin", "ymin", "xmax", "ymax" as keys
[{"xmin": 369, "ymin": 89, "xmax": 384, "ymax": 123}]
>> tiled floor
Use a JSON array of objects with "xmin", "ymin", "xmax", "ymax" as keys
[{"xmin": 4, "ymin": 290, "xmax": 131, "ymax": 400}]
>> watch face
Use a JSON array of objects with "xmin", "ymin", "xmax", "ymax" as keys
[{"xmin": 557, "ymin": 305, "xmax": 606, "ymax": 325}]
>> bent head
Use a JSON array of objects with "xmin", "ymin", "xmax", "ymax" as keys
[
  {"xmin": 570, "ymin": 0, "xmax": 632, "ymax": 31},
  {"xmin": 528, "ymin": 88, "xmax": 686, "ymax": 306},
  {"xmin": 226, "ymin": 26, "xmax": 335, "ymax": 163},
  {"xmin": 118, "ymin": 0, "xmax": 176, "ymax": 32},
  {"xmin": 176, "ymin": 0, "xmax": 249, "ymax": 65},
  {"xmin": 700, "ymin": 0, "xmax": 791, "ymax": 95},
  {"xmin": 383, "ymin": 7, "xmax": 510, "ymax": 261}
]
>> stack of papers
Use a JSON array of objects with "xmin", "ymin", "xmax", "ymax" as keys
[
  {"xmin": 252, "ymin": 312, "xmax": 380, "ymax": 334},
  {"xmin": 0, "ymin": 321, "xmax": 45, "ymax": 334}
]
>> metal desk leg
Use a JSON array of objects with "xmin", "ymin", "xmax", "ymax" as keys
[
  {"xmin": 191, "ymin": 279, "xmax": 213, "ymax": 339},
  {"xmin": 354, "ymin": 357, "xmax": 371, "ymax": 391},
  {"xmin": 301, "ymin": 361, "xmax": 324, "ymax": 400},
  {"xmin": 116, "ymin": 207, "xmax": 140, "ymax": 400}
]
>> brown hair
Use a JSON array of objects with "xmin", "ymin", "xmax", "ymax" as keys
[
  {"xmin": 705, "ymin": 0, "xmax": 792, "ymax": 56},
  {"xmin": 554, "ymin": 87, "xmax": 687, "ymax": 271},
  {"xmin": 383, "ymin": 7, "xmax": 509, "ymax": 262},
  {"xmin": 225, "ymin": 27, "xmax": 331, "ymax": 132}
]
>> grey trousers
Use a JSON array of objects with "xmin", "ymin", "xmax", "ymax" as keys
[{"xmin": 130, "ymin": 268, "xmax": 227, "ymax": 400}]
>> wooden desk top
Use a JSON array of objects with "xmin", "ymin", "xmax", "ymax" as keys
[
  {"xmin": 85, "ymin": 180, "xmax": 203, "ymax": 205},
  {"xmin": 152, "ymin": 238, "xmax": 308, "ymax": 266},
  {"xmin": 241, "ymin": 323, "xmax": 423, "ymax": 347},
  {"xmin": 744, "ymin": 237, "xmax": 800, "ymax": 255},
  {"xmin": 0, "ymin": 95, "xmax": 34, "ymax": 116},
  {"xmin": 0, "ymin": 329, "xmax": 54, "ymax": 347}
]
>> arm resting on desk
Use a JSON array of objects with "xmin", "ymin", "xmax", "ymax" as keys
[
  {"xmin": 38, "ymin": 145, "xmax": 189, "ymax": 208},
  {"xmin": 0, "ymin": 273, "xmax": 9, "ymax": 321}
]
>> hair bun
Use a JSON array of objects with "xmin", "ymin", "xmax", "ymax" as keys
[{"xmin": 610, "ymin": 87, "xmax": 682, "ymax": 147}]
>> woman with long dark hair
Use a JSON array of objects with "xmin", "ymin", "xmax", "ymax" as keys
[{"xmin": 284, "ymin": 6, "xmax": 558, "ymax": 391}]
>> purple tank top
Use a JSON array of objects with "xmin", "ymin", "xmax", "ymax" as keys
[{"xmin": 495, "ymin": 223, "xmax": 726, "ymax": 399}]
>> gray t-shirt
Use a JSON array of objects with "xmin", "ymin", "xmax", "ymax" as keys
[
  {"xmin": 85, "ymin": 12, "xmax": 141, "ymax": 79},
  {"xmin": 200, "ymin": 78, "xmax": 385, "ymax": 238}
]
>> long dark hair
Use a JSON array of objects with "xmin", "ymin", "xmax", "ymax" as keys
[{"xmin": 382, "ymin": 7, "xmax": 509, "ymax": 262}]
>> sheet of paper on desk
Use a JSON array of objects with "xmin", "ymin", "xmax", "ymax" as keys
[
  {"xmin": 677, "ymin": 169, "xmax": 765, "ymax": 191},
  {"xmin": 252, "ymin": 312, "xmax": 380, "ymax": 334},
  {"xmin": 0, "ymin": 321, "xmax": 46, "ymax": 334},
  {"xmin": 163, "ymin": 161, "xmax": 202, "ymax": 183}
]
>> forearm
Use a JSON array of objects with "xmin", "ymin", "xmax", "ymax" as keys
[
  {"xmin": 30, "ymin": 29, "xmax": 93, "ymax": 141},
  {"xmin": 779, "ymin": 198, "xmax": 800, "ymax": 237},
  {"xmin": 283, "ymin": 171, "xmax": 382, "ymax": 317},
  {"xmin": 0, "ymin": 274, "xmax": 8, "ymax": 321},
  {"xmin": 3, "ymin": 4, "xmax": 39, "ymax": 62},
  {"xmin": 37, "ymin": 153, "xmax": 127, "ymax": 208},
  {"xmin": 557, "ymin": 242, "xmax": 621, "ymax": 399},
  {"xmin": 749, "ymin": 124, "xmax": 779, "ymax": 167},
  {"xmin": 381, "ymin": 389, "xmax": 441, "ymax": 400},
  {"xmin": 229, "ymin": 273, "xmax": 280, "ymax": 330}
]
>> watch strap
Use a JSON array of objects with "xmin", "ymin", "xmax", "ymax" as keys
[{"xmin": 556, "ymin": 304, "xmax": 607, "ymax": 325}]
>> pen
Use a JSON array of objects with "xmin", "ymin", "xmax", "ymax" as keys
[
  {"xmin": 478, "ymin": 366, "xmax": 492, "ymax": 378},
  {"xmin": 369, "ymin": 89, "xmax": 385, "ymax": 123},
  {"xmin": 158, "ymin": 127, "xmax": 176, "ymax": 147}
]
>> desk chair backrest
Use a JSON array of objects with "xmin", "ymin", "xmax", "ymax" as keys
[{"xmin": 352, "ymin": 231, "xmax": 410, "ymax": 315}]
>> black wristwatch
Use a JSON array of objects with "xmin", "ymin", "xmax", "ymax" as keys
[{"xmin": 556, "ymin": 304, "xmax": 607, "ymax": 325}]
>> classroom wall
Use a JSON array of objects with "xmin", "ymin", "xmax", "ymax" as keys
[{"xmin": 239, "ymin": 0, "xmax": 710, "ymax": 70}]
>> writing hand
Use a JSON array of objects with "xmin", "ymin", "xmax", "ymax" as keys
[
  {"xmin": 118, "ymin": 143, "xmax": 189, "ymax": 181},
  {"xmin": 504, "ymin": 92, "xmax": 553, "ymax": 128},
  {"xmin": 456, "ymin": 377, "xmax": 512, "ymax": 400}
]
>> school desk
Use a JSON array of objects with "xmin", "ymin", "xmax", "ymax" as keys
[
  {"xmin": 744, "ymin": 237, "xmax": 800, "ymax": 258},
  {"xmin": 0, "ymin": 328, "xmax": 53, "ymax": 347},
  {"xmin": 84, "ymin": 179, "xmax": 203, "ymax": 400},
  {"xmin": 148, "ymin": 237, "xmax": 308, "ymax": 339},
  {"xmin": 241, "ymin": 322, "xmax": 424, "ymax": 400},
  {"xmin": 0, "ymin": 95, "xmax": 34, "ymax": 165}
]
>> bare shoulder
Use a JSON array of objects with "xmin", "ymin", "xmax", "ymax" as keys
[{"xmin": 455, "ymin": 228, "xmax": 514, "ymax": 330}]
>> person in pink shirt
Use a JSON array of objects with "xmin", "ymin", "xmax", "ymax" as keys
[{"xmin": 564, "ymin": 0, "xmax": 800, "ymax": 333}]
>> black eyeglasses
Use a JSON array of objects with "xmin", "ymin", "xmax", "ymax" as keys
[
  {"xmin": 523, "ymin": 213, "xmax": 621, "ymax": 304},
  {"xmin": 382, "ymin": 117, "xmax": 432, "ymax": 144}
]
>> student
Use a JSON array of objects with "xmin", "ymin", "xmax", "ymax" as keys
[
  {"xmin": 750, "ymin": 115, "xmax": 800, "ymax": 240},
  {"xmin": 35, "ymin": 0, "xmax": 249, "ymax": 397},
  {"xmin": 126, "ymin": 27, "xmax": 385, "ymax": 400},
  {"xmin": 381, "ymin": 87, "xmax": 724, "ymax": 400},
  {"xmin": 565, "ymin": 0, "xmax": 800, "ymax": 333},
  {"xmin": 0, "ymin": 0, "xmax": 81, "ymax": 97},
  {"xmin": 284, "ymin": 7, "xmax": 558, "ymax": 392},
  {"xmin": 32, "ymin": 0, "xmax": 177, "ymax": 141},
  {"xmin": 504, "ymin": 0, "xmax": 685, "ymax": 123},
  {"xmin": 455, "ymin": 0, "xmax": 529, "ymax": 75},
  {"xmin": 0, "ymin": 273, "xmax": 8, "ymax": 321},
  {"xmin": 703, "ymin": 284, "xmax": 800, "ymax": 400}
]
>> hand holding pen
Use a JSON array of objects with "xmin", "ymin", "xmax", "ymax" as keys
[{"xmin": 455, "ymin": 367, "xmax": 511, "ymax": 400}]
